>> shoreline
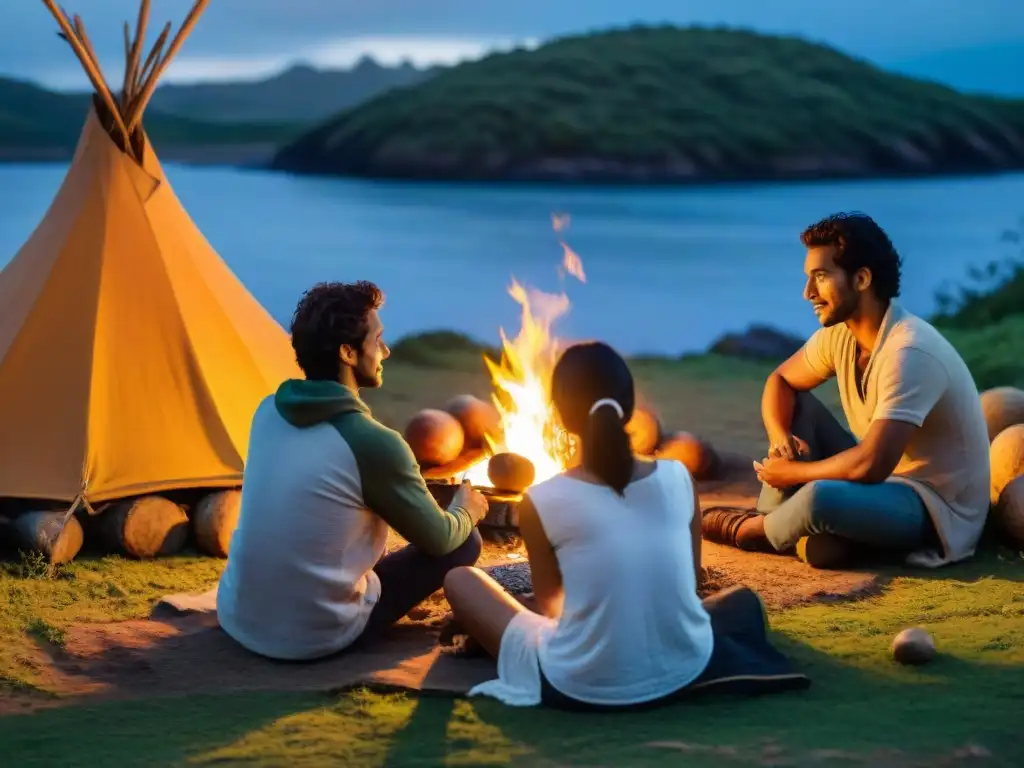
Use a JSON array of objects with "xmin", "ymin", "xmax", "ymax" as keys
[{"xmin": 2, "ymin": 146, "xmax": 1024, "ymax": 189}]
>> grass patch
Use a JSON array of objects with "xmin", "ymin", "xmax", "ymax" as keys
[
  {"xmin": 0, "ymin": 554, "xmax": 222, "ymax": 693},
  {"xmin": 0, "ymin": 552, "xmax": 1021, "ymax": 765},
  {"xmin": 0, "ymin": 320, "xmax": 1022, "ymax": 764}
]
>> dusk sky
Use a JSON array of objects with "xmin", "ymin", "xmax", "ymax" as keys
[{"xmin": 1, "ymin": 0, "xmax": 1022, "ymax": 89}]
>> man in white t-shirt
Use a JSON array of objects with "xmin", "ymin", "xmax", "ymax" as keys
[{"xmin": 702, "ymin": 213, "xmax": 990, "ymax": 569}]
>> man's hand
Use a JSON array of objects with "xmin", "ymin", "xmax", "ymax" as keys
[
  {"xmin": 754, "ymin": 455, "xmax": 802, "ymax": 490},
  {"xmin": 767, "ymin": 433, "xmax": 810, "ymax": 461},
  {"xmin": 452, "ymin": 479, "xmax": 489, "ymax": 525}
]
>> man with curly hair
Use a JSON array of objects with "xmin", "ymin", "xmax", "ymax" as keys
[
  {"xmin": 703, "ymin": 213, "xmax": 990, "ymax": 570},
  {"xmin": 217, "ymin": 281, "xmax": 488, "ymax": 661}
]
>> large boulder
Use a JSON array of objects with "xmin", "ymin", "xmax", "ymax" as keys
[
  {"xmin": 405, "ymin": 409, "xmax": 465, "ymax": 467},
  {"xmin": 626, "ymin": 405, "xmax": 663, "ymax": 456},
  {"xmin": 487, "ymin": 452, "xmax": 535, "ymax": 493},
  {"xmin": 993, "ymin": 475, "xmax": 1024, "ymax": 551},
  {"xmin": 655, "ymin": 431, "xmax": 721, "ymax": 480},
  {"xmin": 708, "ymin": 324, "xmax": 803, "ymax": 361},
  {"xmin": 990, "ymin": 424, "xmax": 1024, "ymax": 505},
  {"xmin": 444, "ymin": 394, "xmax": 503, "ymax": 450},
  {"xmin": 980, "ymin": 387, "xmax": 1024, "ymax": 443}
]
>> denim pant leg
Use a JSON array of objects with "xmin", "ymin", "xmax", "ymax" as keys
[
  {"xmin": 761, "ymin": 479, "xmax": 932, "ymax": 553},
  {"xmin": 360, "ymin": 530, "xmax": 483, "ymax": 639},
  {"xmin": 757, "ymin": 390, "xmax": 858, "ymax": 514}
]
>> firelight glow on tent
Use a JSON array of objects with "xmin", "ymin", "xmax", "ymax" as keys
[{"xmin": 0, "ymin": 0, "xmax": 300, "ymax": 510}]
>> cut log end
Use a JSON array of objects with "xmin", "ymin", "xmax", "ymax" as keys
[
  {"xmin": 193, "ymin": 490, "xmax": 242, "ymax": 558},
  {"xmin": 96, "ymin": 496, "xmax": 189, "ymax": 559},
  {"xmin": 11, "ymin": 510, "xmax": 84, "ymax": 564}
]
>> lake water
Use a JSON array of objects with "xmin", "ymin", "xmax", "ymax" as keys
[{"xmin": 1, "ymin": 162, "xmax": 1022, "ymax": 355}]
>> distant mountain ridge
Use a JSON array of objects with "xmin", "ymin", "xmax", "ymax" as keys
[
  {"xmin": 0, "ymin": 56, "xmax": 437, "ymax": 162},
  {"xmin": 0, "ymin": 74, "xmax": 301, "ymax": 162},
  {"xmin": 137, "ymin": 56, "xmax": 438, "ymax": 123}
]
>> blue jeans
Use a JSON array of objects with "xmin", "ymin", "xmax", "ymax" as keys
[{"xmin": 757, "ymin": 392, "xmax": 936, "ymax": 554}]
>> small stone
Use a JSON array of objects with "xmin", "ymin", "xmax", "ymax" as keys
[{"xmin": 891, "ymin": 627, "xmax": 936, "ymax": 665}]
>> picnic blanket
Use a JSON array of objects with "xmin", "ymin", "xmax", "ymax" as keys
[
  {"xmin": 46, "ymin": 590, "xmax": 495, "ymax": 701},
  {"xmin": 40, "ymin": 464, "xmax": 881, "ymax": 706}
]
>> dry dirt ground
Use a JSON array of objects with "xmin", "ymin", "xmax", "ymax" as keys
[
  {"xmin": 3, "ymin": 358, "xmax": 878, "ymax": 715},
  {"xmin": 5, "ymin": 457, "xmax": 883, "ymax": 715}
]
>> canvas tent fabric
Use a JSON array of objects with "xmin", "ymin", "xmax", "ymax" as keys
[{"xmin": 0, "ymin": 105, "xmax": 300, "ymax": 506}]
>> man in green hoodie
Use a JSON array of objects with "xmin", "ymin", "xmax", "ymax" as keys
[{"xmin": 217, "ymin": 280, "xmax": 488, "ymax": 661}]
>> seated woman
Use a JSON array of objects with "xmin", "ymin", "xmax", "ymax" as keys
[{"xmin": 444, "ymin": 341, "xmax": 810, "ymax": 710}]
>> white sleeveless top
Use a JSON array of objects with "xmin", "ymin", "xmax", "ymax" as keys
[{"xmin": 469, "ymin": 459, "xmax": 715, "ymax": 707}]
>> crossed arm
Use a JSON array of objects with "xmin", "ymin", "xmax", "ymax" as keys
[{"xmin": 758, "ymin": 341, "xmax": 946, "ymax": 489}]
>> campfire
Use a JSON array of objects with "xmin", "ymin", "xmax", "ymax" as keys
[
  {"xmin": 406, "ymin": 216, "xmax": 721, "ymax": 528},
  {"xmin": 459, "ymin": 278, "xmax": 577, "ymax": 487}
]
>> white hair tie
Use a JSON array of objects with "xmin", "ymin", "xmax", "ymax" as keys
[{"xmin": 589, "ymin": 398, "xmax": 624, "ymax": 419}]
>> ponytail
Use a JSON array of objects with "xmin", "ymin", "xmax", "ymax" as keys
[{"xmin": 583, "ymin": 399, "xmax": 634, "ymax": 495}]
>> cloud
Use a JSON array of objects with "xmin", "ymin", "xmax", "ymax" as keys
[{"xmin": 2, "ymin": 0, "xmax": 1022, "ymax": 88}]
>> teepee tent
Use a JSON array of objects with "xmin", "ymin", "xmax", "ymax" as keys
[{"xmin": 0, "ymin": 0, "xmax": 300, "ymax": 510}]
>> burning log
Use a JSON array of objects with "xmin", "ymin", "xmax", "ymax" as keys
[
  {"xmin": 444, "ymin": 394, "xmax": 503, "ymax": 450},
  {"xmin": 655, "ymin": 431, "xmax": 722, "ymax": 480},
  {"xmin": 405, "ymin": 408, "xmax": 465, "ymax": 467},
  {"xmin": 626, "ymin": 405, "xmax": 662, "ymax": 456},
  {"xmin": 10, "ymin": 510, "xmax": 84, "ymax": 564},
  {"xmin": 192, "ymin": 489, "xmax": 241, "ymax": 558},
  {"xmin": 488, "ymin": 452, "xmax": 536, "ymax": 493},
  {"xmin": 91, "ymin": 495, "xmax": 189, "ymax": 558}
]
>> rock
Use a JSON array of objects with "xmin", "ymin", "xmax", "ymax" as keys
[
  {"xmin": 980, "ymin": 387, "xmax": 1024, "ymax": 443},
  {"xmin": 192, "ymin": 490, "xmax": 242, "ymax": 558},
  {"xmin": 487, "ymin": 452, "xmax": 535, "ymax": 493},
  {"xmin": 94, "ymin": 496, "xmax": 189, "ymax": 559},
  {"xmin": 993, "ymin": 475, "xmax": 1024, "ymax": 551},
  {"xmin": 11, "ymin": 510, "xmax": 84, "ymax": 564},
  {"xmin": 444, "ymin": 394, "xmax": 502, "ymax": 449},
  {"xmin": 655, "ymin": 431, "xmax": 721, "ymax": 480},
  {"xmin": 989, "ymin": 423, "xmax": 1024, "ymax": 505},
  {"xmin": 891, "ymin": 627, "xmax": 936, "ymax": 665},
  {"xmin": 404, "ymin": 409, "xmax": 465, "ymax": 467},
  {"xmin": 486, "ymin": 561, "xmax": 533, "ymax": 595},
  {"xmin": 626, "ymin": 405, "xmax": 662, "ymax": 456},
  {"xmin": 708, "ymin": 324, "xmax": 803, "ymax": 361}
]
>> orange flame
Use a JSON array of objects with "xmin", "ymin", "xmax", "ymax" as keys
[
  {"xmin": 461, "ymin": 216, "xmax": 585, "ymax": 487},
  {"xmin": 553, "ymin": 212, "xmax": 586, "ymax": 283}
]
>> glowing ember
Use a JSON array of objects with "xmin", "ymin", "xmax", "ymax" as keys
[{"xmin": 460, "ymin": 215, "xmax": 586, "ymax": 488}]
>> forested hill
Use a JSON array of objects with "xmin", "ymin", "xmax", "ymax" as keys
[{"xmin": 272, "ymin": 25, "xmax": 1024, "ymax": 184}]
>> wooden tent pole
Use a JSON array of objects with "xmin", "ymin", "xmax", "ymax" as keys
[
  {"xmin": 72, "ymin": 15, "xmax": 112, "ymax": 100},
  {"xmin": 127, "ymin": 0, "xmax": 210, "ymax": 134},
  {"xmin": 130, "ymin": 21, "xmax": 171, "ymax": 114},
  {"xmin": 124, "ymin": 0, "xmax": 150, "ymax": 104},
  {"xmin": 41, "ymin": 0, "xmax": 136, "ymax": 158}
]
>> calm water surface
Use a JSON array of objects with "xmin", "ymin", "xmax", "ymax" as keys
[{"xmin": 2, "ymin": 162, "xmax": 1022, "ymax": 355}]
